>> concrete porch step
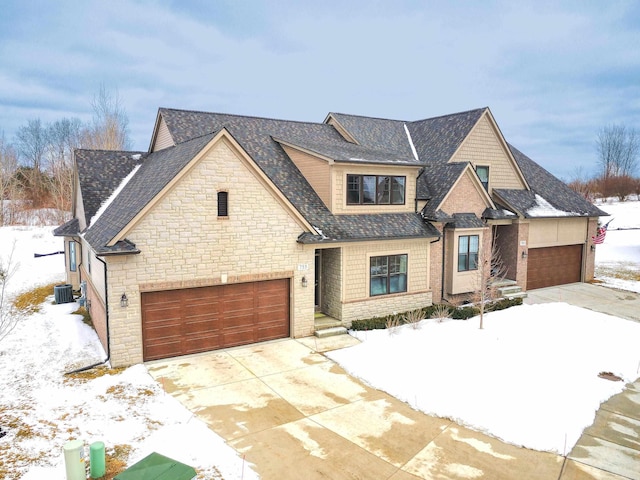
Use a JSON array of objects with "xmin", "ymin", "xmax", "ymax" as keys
[
  {"xmin": 314, "ymin": 326, "xmax": 348, "ymax": 338},
  {"xmin": 497, "ymin": 284, "xmax": 528, "ymax": 300}
]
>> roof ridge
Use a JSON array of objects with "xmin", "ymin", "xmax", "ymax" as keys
[
  {"xmin": 409, "ymin": 107, "xmax": 488, "ymax": 124},
  {"xmin": 159, "ymin": 107, "xmax": 329, "ymax": 128},
  {"xmin": 75, "ymin": 148, "xmax": 147, "ymax": 154},
  {"xmin": 329, "ymin": 112, "xmax": 408, "ymax": 123}
]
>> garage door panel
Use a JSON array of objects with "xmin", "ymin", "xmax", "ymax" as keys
[
  {"xmin": 184, "ymin": 333, "xmax": 222, "ymax": 354},
  {"xmin": 527, "ymin": 245, "xmax": 582, "ymax": 290},
  {"xmin": 142, "ymin": 279, "xmax": 290, "ymax": 361}
]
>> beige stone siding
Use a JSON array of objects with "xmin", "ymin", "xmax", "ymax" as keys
[
  {"xmin": 103, "ymin": 138, "xmax": 316, "ymax": 367},
  {"xmin": 326, "ymin": 239, "xmax": 432, "ymax": 324},
  {"xmin": 440, "ymin": 171, "xmax": 488, "ymax": 218},
  {"xmin": 282, "ymin": 145, "xmax": 331, "ymax": 208},
  {"xmin": 451, "ymin": 115, "xmax": 526, "ymax": 192},
  {"xmin": 528, "ymin": 217, "xmax": 588, "ymax": 248},
  {"xmin": 332, "ymin": 164, "xmax": 420, "ymax": 214},
  {"xmin": 320, "ymin": 248, "xmax": 342, "ymax": 319},
  {"xmin": 152, "ymin": 117, "xmax": 174, "ymax": 152}
]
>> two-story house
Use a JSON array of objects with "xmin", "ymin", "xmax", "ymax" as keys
[{"xmin": 54, "ymin": 107, "xmax": 605, "ymax": 367}]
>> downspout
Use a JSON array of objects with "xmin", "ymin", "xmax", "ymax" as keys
[
  {"xmin": 429, "ymin": 235, "xmax": 442, "ymax": 303},
  {"xmin": 65, "ymin": 254, "xmax": 110, "ymax": 374}
]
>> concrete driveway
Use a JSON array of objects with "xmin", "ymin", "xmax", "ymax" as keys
[
  {"xmin": 526, "ymin": 283, "xmax": 640, "ymax": 478},
  {"xmin": 143, "ymin": 283, "xmax": 640, "ymax": 479},
  {"xmin": 146, "ymin": 334, "xmax": 639, "ymax": 480},
  {"xmin": 525, "ymin": 282, "xmax": 640, "ymax": 323}
]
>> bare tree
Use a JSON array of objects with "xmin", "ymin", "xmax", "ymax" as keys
[
  {"xmin": 0, "ymin": 242, "xmax": 19, "ymax": 343},
  {"xmin": 0, "ymin": 133, "xmax": 18, "ymax": 225},
  {"xmin": 15, "ymin": 118, "xmax": 49, "ymax": 173},
  {"xmin": 15, "ymin": 118, "xmax": 51, "ymax": 207},
  {"xmin": 596, "ymin": 124, "xmax": 639, "ymax": 180},
  {"xmin": 82, "ymin": 84, "xmax": 132, "ymax": 150},
  {"xmin": 47, "ymin": 118, "xmax": 82, "ymax": 219},
  {"xmin": 472, "ymin": 231, "xmax": 508, "ymax": 330}
]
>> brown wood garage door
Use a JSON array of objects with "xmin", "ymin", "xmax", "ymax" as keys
[
  {"xmin": 141, "ymin": 278, "xmax": 290, "ymax": 361},
  {"xmin": 527, "ymin": 245, "xmax": 583, "ymax": 290}
]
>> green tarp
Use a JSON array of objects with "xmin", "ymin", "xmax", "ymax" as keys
[{"xmin": 115, "ymin": 452, "xmax": 196, "ymax": 480}]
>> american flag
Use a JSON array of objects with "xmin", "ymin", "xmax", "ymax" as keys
[{"xmin": 592, "ymin": 219, "xmax": 612, "ymax": 245}]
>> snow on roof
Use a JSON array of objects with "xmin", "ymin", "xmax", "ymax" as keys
[
  {"xmin": 90, "ymin": 165, "xmax": 141, "ymax": 227},
  {"xmin": 526, "ymin": 194, "xmax": 578, "ymax": 217},
  {"xmin": 404, "ymin": 123, "xmax": 419, "ymax": 162}
]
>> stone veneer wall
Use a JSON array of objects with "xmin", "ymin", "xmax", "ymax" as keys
[{"xmin": 103, "ymin": 137, "xmax": 316, "ymax": 367}]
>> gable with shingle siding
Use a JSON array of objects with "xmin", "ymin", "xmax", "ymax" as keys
[{"xmin": 450, "ymin": 114, "xmax": 526, "ymax": 191}]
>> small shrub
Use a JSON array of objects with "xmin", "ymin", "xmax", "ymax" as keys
[
  {"xmin": 403, "ymin": 309, "xmax": 424, "ymax": 329},
  {"xmin": 451, "ymin": 305, "xmax": 480, "ymax": 320},
  {"xmin": 385, "ymin": 314, "xmax": 402, "ymax": 335},
  {"xmin": 430, "ymin": 304, "xmax": 452, "ymax": 323},
  {"xmin": 351, "ymin": 317, "xmax": 388, "ymax": 331},
  {"xmin": 489, "ymin": 297, "xmax": 523, "ymax": 311}
]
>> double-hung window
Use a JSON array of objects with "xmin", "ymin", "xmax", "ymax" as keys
[
  {"xmin": 370, "ymin": 254, "xmax": 407, "ymax": 296},
  {"xmin": 458, "ymin": 235, "xmax": 479, "ymax": 272},
  {"xmin": 347, "ymin": 175, "xmax": 405, "ymax": 205}
]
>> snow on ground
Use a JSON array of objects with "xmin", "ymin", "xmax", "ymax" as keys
[
  {"xmin": 0, "ymin": 227, "xmax": 257, "ymax": 480},
  {"xmin": 329, "ymin": 304, "xmax": 640, "ymax": 454},
  {"xmin": 594, "ymin": 198, "xmax": 640, "ymax": 293}
]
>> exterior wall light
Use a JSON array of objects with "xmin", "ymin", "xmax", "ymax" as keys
[
  {"xmin": 591, "ymin": 244, "xmax": 596, "ymax": 252},
  {"xmin": 120, "ymin": 293, "xmax": 129, "ymax": 308},
  {"xmin": 301, "ymin": 276, "xmax": 308, "ymax": 288},
  {"xmin": 521, "ymin": 251, "xmax": 528, "ymax": 259}
]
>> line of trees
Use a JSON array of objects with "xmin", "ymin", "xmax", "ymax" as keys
[
  {"xmin": 0, "ymin": 85, "xmax": 131, "ymax": 226},
  {"xmin": 568, "ymin": 124, "xmax": 640, "ymax": 202}
]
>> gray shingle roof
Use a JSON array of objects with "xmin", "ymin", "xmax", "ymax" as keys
[
  {"xmin": 408, "ymin": 108, "xmax": 486, "ymax": 164},
  {"xmin": 498, "ymin": 144, "xmax": 607, "ymax": 218},
  {"xmin": 328, "ymin": 113, "xmax": 416, "ymax": 158},
  {"xmin": 274, "ymin": 135, "xmax": 418, "ymax": 166},
  {"xmin": 448, "ymin": 213, "xmax": 485, "ymax": 229},
  {"xmin": 73, "ymin": 106, "xmax": 605, "ymax": 254},
  {"xmin": 83, "ymin": 133, "xmax": 216, "ymax": 254},
  {"xmin": 53, "ymin": 218, "xmax": 79, "ymax": 237},
  {"xmin": 76, "ymin": 149, "xmax": 147, "ymax": 226},
  {"xmin": 418, "ymin": 163, "xmax": 467, "ymax": 220}
]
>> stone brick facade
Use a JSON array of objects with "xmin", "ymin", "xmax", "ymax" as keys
[{"xmin": 98, "ymin": 138, "xmax": 316, "ymax": 366}]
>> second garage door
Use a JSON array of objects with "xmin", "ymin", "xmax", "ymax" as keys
[
  {"xmin": 141, "ymin": 278, "xmax": 290, "ymax": 361},
  {"xmin": 527, "ymin": 244, "xmax": 583, "ymax": 290}
]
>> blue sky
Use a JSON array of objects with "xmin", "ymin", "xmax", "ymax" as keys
[{"xmin": 0, "ymin": 0, "xmax": 638, "ymax": 179}]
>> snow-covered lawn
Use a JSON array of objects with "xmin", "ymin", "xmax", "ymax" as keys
[
  {"xmin": 594, "ymin": 198, "xmax": 640, "ymax": 292},
  {"xmin": 327, "ymin": 198, "xmax": 640, "ymax": 456},
  {"xmin": 0, "ymin": 227, "xmax": 257, "ymax": 480},
  {"xmin": 328, "ymin": 304, "xmax": 640, "ymax": 454}
]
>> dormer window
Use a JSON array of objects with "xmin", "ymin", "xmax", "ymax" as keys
[
  {"xmin": 347, "ymin": 174, "xmax": 405, "ymax": 205},
  {"xmin": 476, "ymin": 166, "xmax": 489, "ymax": 191}
]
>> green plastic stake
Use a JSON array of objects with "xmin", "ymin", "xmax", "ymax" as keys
[{"xmin": 90, "ymin": 441, "xmax": 106, "ymax": 478}]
